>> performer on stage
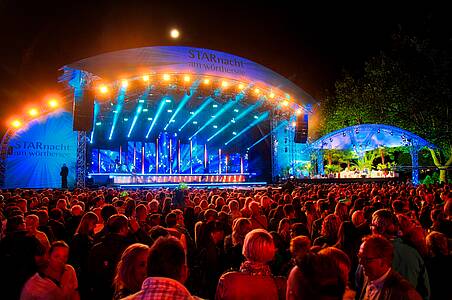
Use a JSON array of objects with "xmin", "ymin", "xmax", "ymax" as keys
[{"xmin": 60, "ymin": 163, "xmax": 69, "ymax": 189}]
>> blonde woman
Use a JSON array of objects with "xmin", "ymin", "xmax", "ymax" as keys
[
  {"xmin": 216, "ymin": 229, "xmax": 285, "ymax": 299},
  {"xmin": 113, "ymin": 243, "xmax": 150, "ymax": 300}
]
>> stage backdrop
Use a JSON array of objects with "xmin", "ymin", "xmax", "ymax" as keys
[{"xmin": 5, "ymin": 111, "xmax": 77, "ymax": 188}]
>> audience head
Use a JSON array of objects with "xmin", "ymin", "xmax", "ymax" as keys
[
  {"xmin": 76, "ymin": 211, "xmax": 99, "ymax": 235},
  {"xmin": 114, "ymin": 243, "xmax": 150, "ymax": 294},
  {"xmin": 242, "ymin": 229, "xmax": 275, "ymax": 264},
  {"xmin": 290, "ymin": 235, "xmax": 311, "ymax": 263},
  {"xmin": 232, "ymin": 218, "xmax": 252, "ymax": 246},
  {"xmin": 358, "ymin": 234, "xmax": 393, "ymax": 281},
  {"xmin": 426, "ymin": 231, "xmax": 449, "ymax": 257},
  {"xmin": 147, "ymin": 236, "xmax": 187, "ymax": 283},
  {"xmin": 371, "ymin": 209, "xmax": 398, "ymax": 237},
  {"xmin": 48, "ymin": 241, "xmax": 70, "ymax": 270},
  {"xmin": 107, "ymin": 214, "xmax": 129, "ymax": 236}
]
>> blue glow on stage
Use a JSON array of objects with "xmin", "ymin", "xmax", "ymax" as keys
[
  {"xmin": 179, "ymin": 97, "xmax": 214, "ymax": 132},
  {"xmin": 225, "ymin": 111, "xmax": 269, "ymax": 145},
  {"xmin": 146, "ymin": 97, "xmax": 168, "ymax": 139},
  {"xmin": 109, "ymin": 86, "xmax": 127, "ymax": 140}
]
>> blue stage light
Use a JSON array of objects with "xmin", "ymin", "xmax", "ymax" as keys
[
  {"xmin": 224, "ymin": 111, "xmax": 269, "ymax": 146},
  {"xmin": 145, "ymin": 97, "xmax": 168, "ymax": 139},
  {"xmin": 247, "ymin": 120, "xmax": 288, "ymax": 150},
  {"xmin": 164, "ymin": 81, "xmax": 199, "ymax": 131},
  {"xmin": 207, "ymin": 100, "xmax": 263, "ymax": 142},
  {"xmin": 108, "ymin": 86, "xmax": 127, "ymax": 140},
  {"xmin": 90, "ymin": 102, "xmax": 101, "ymax": 144},
  {"xmin": 179, "ymin": 97, "xmax": 214, "ymax": 132},
  {"xmin": 190, "ymin": 100, "xmax": 237, "ymax": 139}
]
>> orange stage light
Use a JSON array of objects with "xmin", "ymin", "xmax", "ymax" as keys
[
  {"xmin": 238, "ymin": 83, "xmax": 245, "ymax": 90},
  {"xmin": 142, "ymin": 75, "xmax": 150, "ymax": 82},
  {"xmin": 11, "ymin": 119, "xmax": 22, "ymax": 128},
  {"xmin": 121, "ymin": 79, "xmax": 129, "ymax": 88},
  {"xmin": 48, "ymin": 99, "xmax": 59, "ymax": 108},
  {"xmin": 183, "ymin": 75, "xmax": 191, "ymax": 82},
  {"xmin": 28, "ymin": 108, "xmax": 39, "ymax": 117},
  {"xmin": 99, "ymin": 85, "xmax": 108, "ymax": 94},
  {"xmin": 282, "ymin": 100, "xmax": 289, "ymax": 107},
  {"xmin": 221, "ymin": 81, "xmax": 228, "ymax": 88},
  {"xmin": 163, "ymin": 74, "xmax": 171, "ymax": 81},
  {"xmin": 203, "ymin": 78, "xmax": 210, "ymax": 84}
]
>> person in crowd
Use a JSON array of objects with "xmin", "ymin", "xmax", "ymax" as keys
[
  {"xmin": 224, "ymin": 217, "xmax": 252, "ymax": 270},
  {"xmin": 369, "ymin": 209, "xmax": 430, "ymax": 299},
  {"xmin": 0, "ymin": 214, "xmax": 46, "ymax": 299},
  {"xmin": 21, "ymin": 241, "xmax": 79, "ymax": 300},
  {"xmin": 313, "ymin": 213, "xmax": 341, "ymax": 247},
  {"xmin": 25, "ymin": 214, "xmax": 51, "ymax": 252},
  {"xmin": 249, "ymin": 201, "xmax": 268, "ymax": 230},
  {"xmin": 88, "ymin": 214, "xmax": 132, "ymax": 300},
  {"xmin": 357, "ymin": 234, "xmax": 422, "ymax": 300},
  {"xmin": 122, "ymin": 236, "xmax": 197, "ymax": 299},
  {"xmin": 216, "ymin": 229, "xmax": 286, "ymax": 299},
  {"xmin": 113, "ymin": 243, "xmax": 150, "ymax": 300},
  {"xmin": 425, "ymin": 231, "xmax": 452, "ymax": 300},
  {"xmin": 69, "ymin": 211, "xmax": 98, "ymax": 299}
]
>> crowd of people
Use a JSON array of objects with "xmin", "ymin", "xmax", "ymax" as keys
[{"xmin": 0, "ymin": 181, "xmax": 451, "ymax": 300}]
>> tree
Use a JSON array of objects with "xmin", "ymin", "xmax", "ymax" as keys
[{"xmin": 320, "ymin": 30, "xmax": 452, "ymax": 182}]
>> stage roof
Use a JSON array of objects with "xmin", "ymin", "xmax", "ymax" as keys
[
  {"xmin": 61, "ymin": 46, "xmax": 317, "ymax": 107},
  {"xmin": 310, "ymin": 124, "xmax": 436, "ymax": 154}
]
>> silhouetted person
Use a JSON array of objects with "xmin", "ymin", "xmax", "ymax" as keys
[{"xmin": 60, "ymin": 163, "xmax": 69, "ymax": 189}]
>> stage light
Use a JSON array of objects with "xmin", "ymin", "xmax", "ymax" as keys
[
  {"xmin": 142, "ymin": 108, "xmax": 148, "ymax": 112},
  {"xmin": 213, "ymin": 104, "xmax": 218, "ymax": 108},
  {"xmin": 143, "ymin": 75, "xmax": 150, "ymax": 82},
  {"xmin": 11, "ymin": 119, "xmax": 22, "ymax": 128},
  {"xmin": 269, "ymin": 92, "xmax": 275, "ymax": 99},
  {"xmin": 48, "ymin": 99, "xmax": 59, "ymax": 108},
  {"xmin": 28, "ymin": 108, "xmax": 39, "ymax": 117},
  {"xmin": 121, "ymin": 79, "xmax": 128, "ymax": 88},
  {"xmin": 254, "ymin": 115, "xmax": 258, "ymax": 119},
  {"xmin": 163, "ymin": 74, "xmax": 171, "ymax": 81},
  {"xmin": 225, "ymin": 111, "xmax": 270, "ymax": 146},
  {"xmin": 213, "ymin": 125, "xmax": 218, "ymax": 129},
  {"xmin": 96, "ymin": 122, "xmax": 101, "ymax": 126},
  {"xmin": 183, "ymin": 75, "xmax": 191, "ymax": 82},
  {"xmin": 193, "ymin": 121, "xmax": 198, "ymax": 124},
  {"xmin": 179, "ymin": 97, "xmax": 214, "ymax": 131},
  {"xmin": 292, "ymin": 121, "xmax": 296, "ymax": 127},
  {"xmin": 170, "ymin": 28, "xmax": 180, "ymax": 39},
  {"xmin": 165, "ymin": 99, "xmax": 172, "ymax": 103},
  {"xmin": 232, "ymin": 131, "xmax": 237, "ymax": 135},
  {"xmin": 99, "ymin": 85, "xmax": 108, "ymax": 94},
  {"xmin": 221, "ymin": 81, "xmax": 229, "ymax": 88},
  {"xmin": 167, "ymin": 109, "xmax": 173, "ymax": 113},
  {"xmin": 147, "ymin": 117, "xmax": 152, "ymax": 120},
  {"xmin": 203, "ymin": 78, "xmax": 210, "ymax": 85},
  {"xmin": 238, "ymin": 83, "xmax": 245, "ymax": 90},
  {"xmin": 295, "ymin": 109, "xmax": 302, "ymax": 115},
  {"xmin": 254, "ymin": 88, "xmax": 260, "ymax": 95},
  {"xmin": 282, "ymin": 100, "xmax": 289, "ymax": 107}
]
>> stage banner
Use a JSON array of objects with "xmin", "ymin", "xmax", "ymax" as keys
[{"xmin": 5, "ymin": 111, "xmax": 77, "ymax": 188}]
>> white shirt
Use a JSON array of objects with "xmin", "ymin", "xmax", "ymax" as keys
[{"xmin": 364, "ymin": 268, "xmax": 392, "ymax": 300}]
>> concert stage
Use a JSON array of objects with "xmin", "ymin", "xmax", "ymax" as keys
[{"xmin": 1, "ymin": 46, "xmax": 318, "ymax": 189}]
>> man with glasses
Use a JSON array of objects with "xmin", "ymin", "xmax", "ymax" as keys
[
  {"xmin": 357, "ymin": 234, "xmax": 421, "ymax": 300},
  {"xmin": 369, "ymin": 209, "xmax": 430, "ymax": 300}
]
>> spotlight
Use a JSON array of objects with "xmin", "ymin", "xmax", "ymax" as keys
[
  {"xmin": 121, "ymin": 79, "xmax": 128, "ymax": 88},
  {"xmin": 269, "ymin": 92, "xmax": 275, "ymax": 99},
  {"xmin": 28, "ymin": 108, "xmax": 39, "ymax": 117},
  {"xmin": 221, "ymin": 80, "xmax": 229, "ymax": 88},
  {"xmin": 11, "ymin": 119, "xmax": 22, "ymax": 128},
  {"xmin": 183, "ymin": 75, "xmax": 191, "ymax": 82},
  {"xmin": 254, "ymin": 88, "xmax": 260, "ymax": 95},
  {"xmin": 282, "ymin": 100, "xmax": 289, "ymax": 107},
  {"xmin": 292, "ymin": 121, "xmax": 296, "ymax": 127},
  {"xmin": 163, "ymin": 74, "xmax": 171, "ymax": 81},
  {"xmin": 238, "ymin": 83, "xmax": 245, "ymax": 90},
  {"xmin": 99, "ymin": 85, "xmax": 108, "ymax": 94},
  {"xmin": 295, "ymin": 109, "xmax": 302, "ymax": 115},
  {"xmin": 143, "ymin": 75, "xmax": 150, "ymax": 82},
  {"xmin": 203, "ymin": 78, "xmax": 210, "ymax": 85},
  {"xmin": 48, "ymin": 99, "xmax": 59, "ymax": 108}
]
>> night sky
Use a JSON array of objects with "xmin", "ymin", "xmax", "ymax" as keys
[{"xmin": 0, "ymin": 1, "xmax": 449, "ymax": 133}]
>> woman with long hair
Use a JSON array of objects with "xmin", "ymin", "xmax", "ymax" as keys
[
  {"xmin": 113, "ymin": 243, "xmax": 150, "ymax": 300},
  {"xmin": 69, "ymin": 212, "xmax": 98, "ymax": 298}
]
